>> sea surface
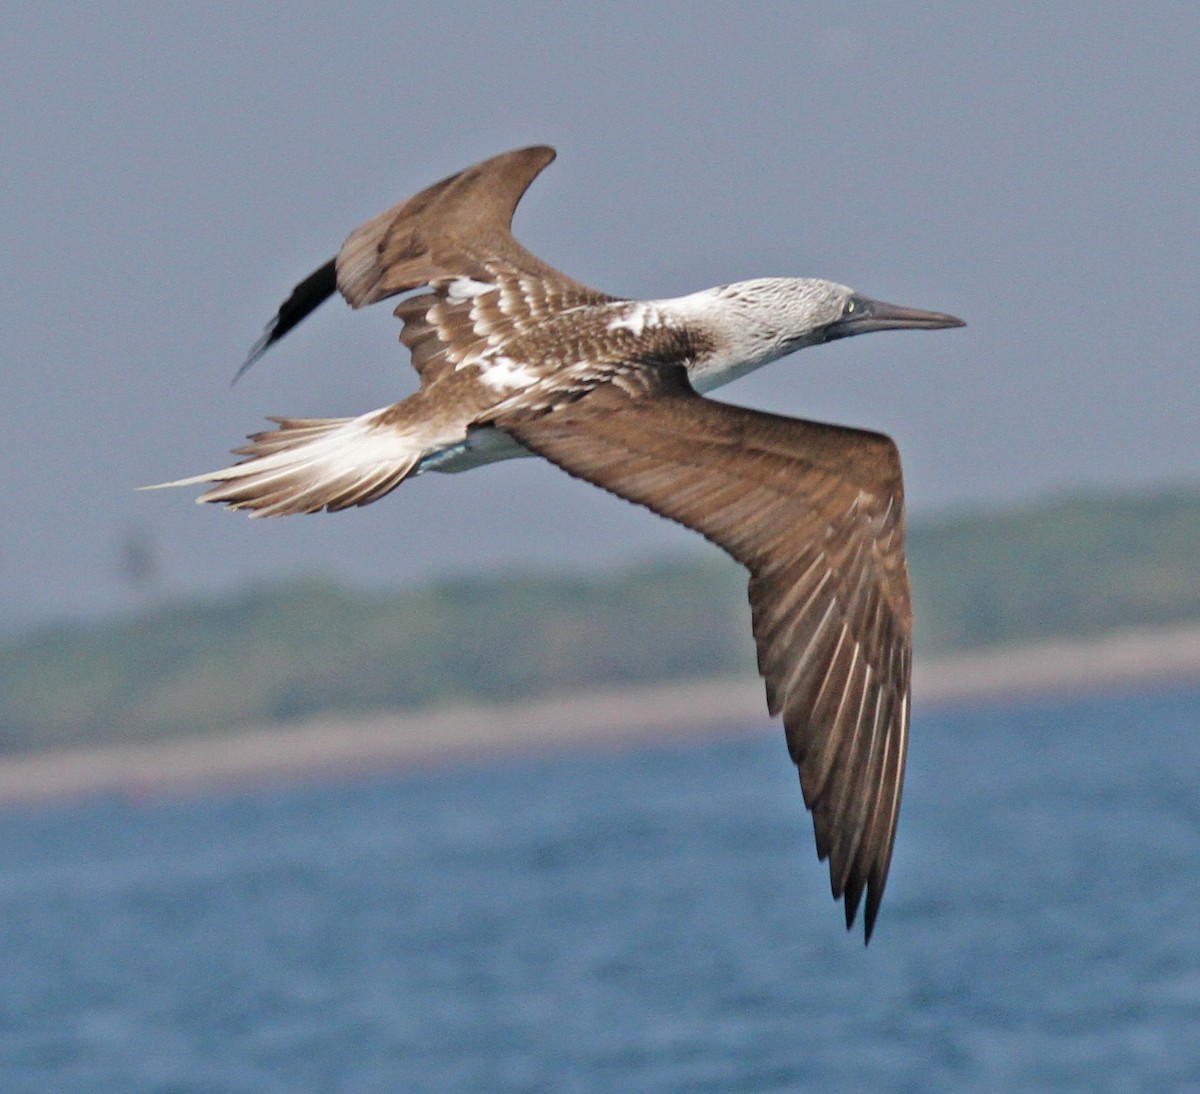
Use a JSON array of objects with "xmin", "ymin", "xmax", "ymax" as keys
[{"xmin": 2, "ymin": 686, "xmax": 1199, "ymax": 1092}]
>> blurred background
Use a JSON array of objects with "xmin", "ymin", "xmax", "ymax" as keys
[
  {"xmin": 4, "ymin": 1, "xmax": 1196, "ymax": 630},
  {"xmin": 3, "ymin": 5, "xmax": 1199, "ymax": 1091}
]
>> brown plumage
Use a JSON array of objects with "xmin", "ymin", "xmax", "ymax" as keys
[
  {"xmin": 155, "ymin": 145, "xmax": 964, "ymax": 940},
  {"xmin": 490, "ymin": 365, "xmax": 910, "ymax": 934}
]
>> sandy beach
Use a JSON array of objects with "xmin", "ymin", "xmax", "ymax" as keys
[{"xmin": 3, "ymin": 623, "xmax": 1198, "ymax": 808}]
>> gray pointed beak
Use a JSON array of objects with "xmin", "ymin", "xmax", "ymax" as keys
[{"xmin": 825, "ymin": 294, "xmax": 965, "ymax": 341}]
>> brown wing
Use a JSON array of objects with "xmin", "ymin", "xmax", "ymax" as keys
[
  {"xmin": 394, "ymin": 276, "xmax": 612, "ymax": 384},
  {"xmin": 239, "ymin": 146, "xmax": 614, "ymax": 377},
  {"xmin": 337, "ymin": 145, "xmax": 607, "ymax": 307},
  {"xmin": 492, "ymin": 367, "xmax": 911, "ymax": 941}
]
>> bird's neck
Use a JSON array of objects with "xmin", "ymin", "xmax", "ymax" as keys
[{"xmin": 657, "ymin": 287, "xmax": 809, "ymax": 394}]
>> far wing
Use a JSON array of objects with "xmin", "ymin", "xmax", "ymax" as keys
[
  {"xmin": 336, "ymin": 145, "xmax": 603, "ymax": 306},
  {"xmin": 239, "ymin": 146, "xmax": 613, "ymax": 376},
  {"xmin": 492, "ymin": 367, "xmax": 912, "ymax": 941},
  {"xmin": 393, "ymin": 275, "xmax": 614, "ymax": 384}
]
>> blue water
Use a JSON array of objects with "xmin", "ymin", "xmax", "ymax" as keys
[{"xmin": 2, "ymin": 688, "xmax": 1199, "ymax": 1092}]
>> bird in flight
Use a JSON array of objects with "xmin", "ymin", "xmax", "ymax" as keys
[{"xmin": 154, "ymin": 146, "xmax": 963, "ymax": 940}]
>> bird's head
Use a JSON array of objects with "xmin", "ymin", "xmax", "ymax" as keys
[{"xmin": 707, "ymin": 276, "xmax": 964, "ymax": 370}]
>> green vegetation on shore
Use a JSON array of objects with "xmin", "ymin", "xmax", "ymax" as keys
[
  {"xmin": 4, "ymin": 484, "xmax": 1199, "ymax": 755},
  {"xmin": 906, "ymin": 485, "xmax": 1200, "ymax": 649}
]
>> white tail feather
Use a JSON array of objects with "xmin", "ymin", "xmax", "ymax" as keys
[{"xmin": 143, "ymin": 409, "xmax": 425, "ymax": 516}]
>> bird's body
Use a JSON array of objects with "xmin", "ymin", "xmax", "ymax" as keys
[
  {"xmin": 155, "ymin": 146, "xmax": 963, "ymax": 940},
  {"xmin": 413, "ymin": 280, "xmax": 844, "ymax": 475}
]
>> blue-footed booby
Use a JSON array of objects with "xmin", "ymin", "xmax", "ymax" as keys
[{"xmin": 153, "ymin": 146, "xmax": 964, "ymax": 940}]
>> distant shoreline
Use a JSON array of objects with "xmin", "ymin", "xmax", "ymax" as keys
[{"xmin": 2, "ymin": 624, "xmax": 1198, "ymax": 808}]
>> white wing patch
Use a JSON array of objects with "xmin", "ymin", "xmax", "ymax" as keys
[
  {"xmin": 477, "ymin": 355, "xmax": 541, "ymax": 391},
  {"xmin": 606, "ymin": 302, "xmax": 660, "ymax": 337},
  {"xmin": 445, "ymin": 277, "xmax": 496, "ymax": 304}
]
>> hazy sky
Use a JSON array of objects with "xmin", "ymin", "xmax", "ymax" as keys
[{"xmin": 4, "ymin": 3, "xmax": 1197, "ymax": 631}]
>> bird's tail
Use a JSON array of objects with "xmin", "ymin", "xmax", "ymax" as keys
[{"xmin": 143, "ymin": 409, "xmax": 425, "ymax": 516}]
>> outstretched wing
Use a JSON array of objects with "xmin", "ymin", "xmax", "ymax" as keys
[
  {"xmin": 337, "ymin": 145, "xmax": 602, "ymax": 306},
  {"xmin": 239, "ymin": 146, "xmax": 613, "ymax": 377},
  {"xmin": 492, "ymin": 367, "xmax": 912, "ymax": 941},
  {"xmin": 393, "ymin": 275, "xmax": 615, "ymax": 384}
]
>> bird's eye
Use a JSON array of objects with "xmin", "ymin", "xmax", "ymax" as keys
[{"xmin": 843, "ymin": 298, "xmax": 857, "ymax": 316}]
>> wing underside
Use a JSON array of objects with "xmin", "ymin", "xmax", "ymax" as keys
[{"xmin": 491, "ymin": 366, "xmax": 912, "ymax": 940}]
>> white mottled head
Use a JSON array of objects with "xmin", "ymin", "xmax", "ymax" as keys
[{"xmin": 669, "ymin": 277, "xmax": 963, "ymax": 392}]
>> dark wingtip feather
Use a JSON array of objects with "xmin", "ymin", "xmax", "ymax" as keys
[
  {"xmin": 863, "ymin": 875, "xmax": 884, "ymax": 944},
  {"xmin": 231, "ymin": 257, "xmax": 339, "ymax": 384},
  {"xmin": 843, "ymin": 873, "xmax": 866, "ymax": 931},
  {"xmin": 232, "ymin": 324, "xmax": 277, "ymax": 385}
]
